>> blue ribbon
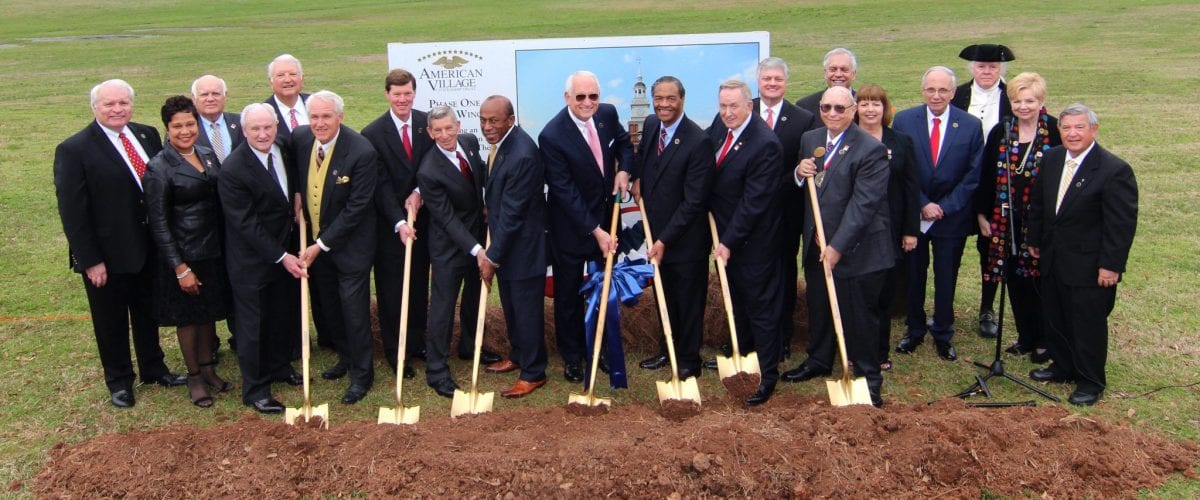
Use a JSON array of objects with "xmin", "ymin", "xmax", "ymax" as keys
[{"xmin": 579, "ymin": 258, "xmax": 654, "ymax": 390}]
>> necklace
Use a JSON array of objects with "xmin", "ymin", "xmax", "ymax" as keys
[{"xmin": 180, "ymin": 148, "xmax": 196, "ymax": 157}]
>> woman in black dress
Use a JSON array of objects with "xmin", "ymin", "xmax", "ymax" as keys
[
  {"xmin": 855, "ymin": 84, "xmax": 920, "ymax": 371},
  {"xmin": 974, "ymin": 72, "xmax": 1061, "ymax": 362},
  {"xmin": 145, "ymin": 96, "xmax": 231, "ymax": 407}
]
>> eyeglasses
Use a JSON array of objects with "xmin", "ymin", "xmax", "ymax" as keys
[
  {"xmin": 922, "ymin": 87, "xmax": 953, "ymax": 96},
  {"xmin": 573, "ymin": 93, "xmax": 599, "ymax": 102},
  {"xmin": 819, "ymin": 103, "xmax": 855, "ymax": 114}
]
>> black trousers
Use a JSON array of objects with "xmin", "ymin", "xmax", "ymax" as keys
[
  {"xmin": 803, "ymin": 262, "xmax": 886, "ymax": 389},
  {"xmin": 426, "ymin": 258, "xmax": 481, "ymax": 384},
  {"xmin": 309, "ymin": 256, "xmax": 374, "ymax": 388},
  {"xmin": 727, "ymin": 257, "xmax": 783, "ymax": 385},
  {"xmin": 230, "ymin": 269, "xmax": 298, "ymax": 403},
  {"xmin": 81, "ymin": 267, "xmax": 169, "ymax": 392},
  {"xmin": 1042, "ymin": 272, "xmax": 1115, "ymax": 394},
  {"xmin": 998, "ymin": 273, "xmax": 1045, "ymax": 350},
  {"xmin": 875, "ymin": 259, "xmax": 905, "ymax": 361},
  {"xmin": 374, "ymin": 213, "xmax": 431, "ymax": 365},
  {"xmin": 651, "ymin": 260, "xmax": 708, "ymax": 373},
  {"xmin": 551, "ymin": 252, "xmax": 590, "ymax": 366},
  {"xmin": 497, "ymin": 275, "xmax": 548, "ymax": 381},
  {"xmin": 776, "ymin": 190, "xmax": 806, "ymax": 356}
]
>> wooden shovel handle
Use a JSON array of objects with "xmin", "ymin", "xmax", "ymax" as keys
[
  {"xmin": 707, "ymin": 213, "xmax": 742, "ymax": 359},
  {"xmin": 584, "ymin": 196, "xmax": 622, "ymax": 397},
  {"xmin": 805, "ymin": 172, "xmax": 853, "ymax": 379}
]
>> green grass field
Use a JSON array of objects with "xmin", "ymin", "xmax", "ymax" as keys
[{"xmin": 2, "ymin": 0, "xmax": 1198, "ymax": 496}]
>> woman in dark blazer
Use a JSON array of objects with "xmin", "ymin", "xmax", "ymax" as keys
[
  {"xmin": 854, "ymin": 84, "xmax": 920, "ymax": 371},
  {"xmin": 145, "ymin": 96, "xmax": 231, "ymax": 407},
  {"xmin": 973, "ymin": 72, "xmax": 1061, "ymax": 363}
]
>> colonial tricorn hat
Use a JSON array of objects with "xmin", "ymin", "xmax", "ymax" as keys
[{"xmin": 958, "ymin": 44, "xmax": 1015, "ymax": 62}]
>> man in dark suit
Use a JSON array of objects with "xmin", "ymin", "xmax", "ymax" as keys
[
  {"xmin": 263, "ymin": 54, "xmax": 310, "ymax": 142},
  {"xmin": 780, "ymin": 87, "xmax": 894, "ymax": 407},
  {"xmin": 293, "ymin": 91, "xmax": 379, "ymax": 405},
  {"xmin": 629, "ymin": 76, "xmax": 715, "ymax": 379},
  {"xmin": 707, "ymin": 79, "xmax": 785, "ymax": 406},
  {"xmin": 795, "ymin": 48, "xmax": 858, "ymax": 117},
  {"xmin": 218, "ymin": 103, "xmax": 307, "ymax": 414},
  {"xmin": 54, "ymin": 79, "xmax": 185, "ymax": 408},
  {"xmin": 948, "ymin": 43, "xmax": 1016, "ymax": 339},
  {"xmin": 540, "ymin": 70, "xmax": 634, "ymax": 383},
  {"xmin": 416, "ymin": 105, "xmax": 489, "ymax": 398},
  {"xmin": 892, "ymin": 66, "xmax": 984, "ymax": 361},
  {"xmin": 361, "ymin": 68, "xmax": 443, "ymax": 380},
  {"xmin": 1027, "ymin": 104, "xmax": 1137, "ymax": 406},
  {"xmin": 191, "ymin": 74, "xmax": 244, "ymax": 162},
  {"xmin": 476, "ymin": 96, "xmax": 550, "ymax": 398}
]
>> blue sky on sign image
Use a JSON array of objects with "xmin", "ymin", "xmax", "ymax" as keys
[{"xmin": 515, "ymin": 42, "xmax": 762, "ymax": 141}]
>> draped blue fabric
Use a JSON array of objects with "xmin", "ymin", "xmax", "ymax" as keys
[{"xmin": 580, "ymin": 258, "xmax": 654, "ymax": 389}]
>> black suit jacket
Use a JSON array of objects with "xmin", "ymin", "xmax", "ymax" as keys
[
  {"xmin": 879, "ymin": 127, "xmax": 922, "ymax": 243},
  {"xmin": 794, "ymin": 89, "xmax": 823, "ymax": 117},
  {"xmin": 540, "ymin": 103, "xmax": 634, "ymax": 258},
  {"xmin": 1027, "ymin": 143, "xmax": 1137, "ymax": 287},
  {"xmin": 54, "ymin": 121, "xmax": 163, "ymax": 273},
  {"xmin": 417, "ymin": 134, "xmax": 487, "ymax": 267},
  {"xmin": 195, "ymin": 111, "xmax": 244, "ymax": 155},
  {"xmin": 218, "ymin": 141, "xmax": 296, "ymax": 285},
  {"xmin": 753, "ymin": 98, "xmax": 817, "ymax": 173},
  {"xmin": 264, "ymin": 93, "xmax": 311, "ymax": 142},
  {"xmin": 950, "ymin": 80, "xmax": 1012, "ymax": 128},
  {"xmin": 706, "ymin": 115, "xmax": 784, "ymax": 263},
  {"xmin": 362, "ymin": 109, "xmax": 433, "ymax": 230},
  {"xmin": 484, "ymin": 126, "xmax": 546, "ymax": 281},
  {"xmin": 145, "ymin": 144, "xmax": 223, "ymax": 268},
  {"xmin": 633, "ymin": 114, "xmax": 715, "ymax": 264},
  {"xmin": 800, "ymin": 124, "xmax": 895, "ymax": 277},
  {"xmin": 292, "ymin": 124, "xmax": 378, "ymax": 274}
]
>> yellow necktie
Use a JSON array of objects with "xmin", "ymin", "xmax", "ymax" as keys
[{"xmin": 1055, "ymin": 159, "xmax": 1079, "ymax": 214}]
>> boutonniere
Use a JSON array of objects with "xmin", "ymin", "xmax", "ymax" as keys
[
  {"xmin": 733, "ymin": 142, "xmax": 742, "ymax": 152},
  {"xmin": 336, "ymin": 176, "xmax": 351, "ymax": 185}
]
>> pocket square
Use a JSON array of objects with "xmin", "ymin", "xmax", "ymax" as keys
[{"xmin": 335, "ymin": 176, "xmax": 351, "ymax": 185}]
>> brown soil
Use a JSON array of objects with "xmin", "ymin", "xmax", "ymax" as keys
[
  {"xmin": 33, "ymin": 396, "xmax": 1197, "ymax": 498},
  {"xmin": 659, "ymin": 398, "xmax": 702, "ymax": 421},
  {"xmin": 722, "ymin": 371, "xmax": 762, "ymax": 400}
]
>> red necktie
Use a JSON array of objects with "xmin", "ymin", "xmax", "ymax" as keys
[
  {"xmin": 456, "ymin": 151, "xmax": 475, "ymax": 185},
  {"xmin": 930, "ymin": 117, "xmax": 942, "ymax": 168},
  {"xmin": 401, "ymin": 123, "xmax": 413, "ymax": 160},
  {"xmin": 765, "ymin": 107, "xmax": 775, "ymax": 129},
  {"xmin": 716, "ymin": 130, "xmax": 734, "ymax": 168},
  {"xmin": 289, "ymin": 108, "xmax": 299, "ymax": 130},
  {"xmin": 118, "ymin": 132, "xmax": 146, "ymax": 178}
]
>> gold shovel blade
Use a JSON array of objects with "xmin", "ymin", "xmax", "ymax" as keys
[
  {"xmin": 284, "ymin": 403, "xmax": 330, "ymax": 429},
  {"xmin": 826, "ymin": 376, "xmax": 874, "ymax": 407},
  {"xmin": 567, "ymin": 391, "xmax": 611, "ymax": 408},
  {"xmin": 450, "ymin": 390, "xmax": 495, "ymax": 418},
  {"xmin": 716, "ymin": 351, "xmax": 761, "ymax": 380},
  {"xmin": 656, "ymin": 377, "xmax": 702, "ymax": 405},
  {"xmin": 377, "ymin": 405, "xmax": 421, "ymax": 425}
]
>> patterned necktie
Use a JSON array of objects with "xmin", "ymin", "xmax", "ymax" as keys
[
  {"xmin": 824, "ymin": 141, "xmax": 835, "ymax": 168},
  {"xmin": 716, "ymin": 130, "xmax": 734, "ymax": 168},
  {"xmin": 118, "ymin": 132, "xmax": 146, "ymax": 178},
  {"xmin": 765, "ymin": 107, "xmax": 775, "ymax": 129},
  {"xmin": 585, "ymin": 120, "xmax": 604, "ymax": 175},
  {"xmin": 456, "ymin": 151, "xmax": 475, "ymax": 185},
  {"xmin": 289, "ymin": 108, "xmax": 299, "ymax": 130},
  {"xmin": 929, "ymin": 117, "xmax": 942, "ymax": 167},
  {"xmin": 657, "ymin": 128, "xmax": 667, "ymax": 157},
  {"xmin": 1056, "ymin": 158, "xmax": 1079, "ymax": 214},
  {"xmin": 401, "ymin": 123, "xmax": 413, "ymax": 160},
  {"xmin": 317, "ymin": 145, "xmax": 326, "ymax": 168},
  {"xmin": 210, "ymin": 121, "xmax": 226, "ymax": 161}
]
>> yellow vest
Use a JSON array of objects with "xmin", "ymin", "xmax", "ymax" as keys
[{"xmin": 306, "ymin": 142, "xmax": 334, "ymax": 236}]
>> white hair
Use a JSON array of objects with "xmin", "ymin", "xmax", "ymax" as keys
[
  {"xmin": 89, "ymin": 79, "xmax": 134, "ymax": 109},
  {"xmin": 823, "ymin": 48, "xmax": 858, "ymax": 71},
  {"xmin": 308, "ymin": 90, "xmax": 344, "ymax": 115},
  {"xmin": 922, "ymin": 66, "xmax": 958, "ymax": 88},
  {"xmin": 240, "ymin": 102, "xmax": 278, "ymax": 128},
  {"xmin": 564, "ymin": 70, "xmax": 600, "ymax": 94},
  {"xmin": 428, "ymin": 104, "xmax": 458, "ymax": 123},
  {"xmin": 719, "ymin": 79, "xmax": 752, "ymax": 102},
  {"xmin": 190, "ymin": 75, "xmax": 227, "ymax": 97},
  {"xmin": 267, "ymin": 53, "xmax": 303, "ymax": 79}
]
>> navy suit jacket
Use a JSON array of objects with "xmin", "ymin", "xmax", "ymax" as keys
[
  {"xmin": 218, "ymin": 140, "xmax": 297, "ymax": 285},
  {"xmin": 292, "ymin": 124, "xmax": 378, "ymax": 273},
  {"xmin": 540, "ymin": 103, "xmax": 634, "ymax": 259},
  {"xmin": 634, "ymin": 114, "xmax": 715, "ymax": 264},
  {"xmin": 195, "ymin": 111, "xmax": 244, "ymax": 156},
  {"xmin": 892, "ymin": 105, "xmax": 984, "ymax": 237},
  {"xmin": 264, "ymin": 93, "xmax": 310, "ymax": 142},
  {"xmin": 706, "ymin": 115, "xmax": 784, "ymax": 263},
  {"xmin": 417, "ymin": 134, "xmax": 487, "ymax": 268},
  {"xmin": 484, "ymin": 126, "xmax": 547, "ymax": 281}
]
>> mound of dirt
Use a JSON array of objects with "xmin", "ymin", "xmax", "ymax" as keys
[{"xmin": 33, "ymin": 396, "xmax": 1196, "ymax": 497}]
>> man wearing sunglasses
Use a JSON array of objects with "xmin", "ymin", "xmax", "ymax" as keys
[{"xmin": 539, "ymin": 70, "xmax": 634, "ymax": 383}]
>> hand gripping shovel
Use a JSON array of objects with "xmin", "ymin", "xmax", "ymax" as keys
[
  {"xmin": 638, "ymin": 199, "xmax": 701, "ymax": 406},
  {"xmin": 379, "ymin": 212, "xmax": 420, "ymax": 425},
  {"xmin": 567, "ymin": 195, "xmax": 623, "ymax": 410},
  {"xmin": 806, "ymin": 147, "xmax": 873, "ymax": 406},
  {"xmin": 285, "ymin": 199, "xmax": 330, "ymax": 428},
  {"xmin": 451, "ymin": 232, "xmax": 496, "ymax": 418},
  {"xmin": 707, "ymin": 213, "xmax": 760, "ymax": 380}
]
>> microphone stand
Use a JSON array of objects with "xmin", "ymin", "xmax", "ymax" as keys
[{"xmin": 955, "ymin": 119, "xmax": 1060, "ymax": 405}]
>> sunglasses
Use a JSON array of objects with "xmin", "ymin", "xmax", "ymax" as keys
[
  {"xmin": 573, "ymin": 93, "xmax": 600, "ymax": 102},
  {"xmin": 819, "ymin": 103, "xmax": 854, "ymax": 114}
]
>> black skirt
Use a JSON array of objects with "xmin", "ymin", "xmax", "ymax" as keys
[{"xmin": 153, "ymin": 257, "xmax": 230, "ymax": 326}]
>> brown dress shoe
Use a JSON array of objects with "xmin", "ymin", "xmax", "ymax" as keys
[
  {"xmin": 485, "ymin": 359, "xmax": 520, "ymax": 374},
  {"xmin": 501, "ymin": 378, "xmax": 546, "ymax": 399}
]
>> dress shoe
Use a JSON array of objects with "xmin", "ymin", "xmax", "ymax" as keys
[
  {"xmin": 895, "ymin": 335, "xmax": 923, "ymax": 354},
  {"xmin": 1067, "ymin": 389, "xmax": 1102, "ymax": 406},
  {"xmin": 403, "ymin": 366, "xmax": 415, "ymax": 379},
  {"xmin": 429, "ymin": 379, "xmax": 459, "ymax": 398},
  {"xmin": 501, "ymin": 377, "xmax": 547, "ymax": 399},
  {"xmin": 1005, "ymin": 342, "xmax": 1033, "ymax": 355},
  {"xmin": 110, "ymin": 389, "xmax": 135, "ymax": 408},
  {"xmin": 1030, "ymin": 348, "xmax": 1051, "ymax": 364},
  {"xmin": 485, "ymin": 359, "xmax": 520, "ymax": 374},
  {"xmin": 248, "ymin": 397, "xmax": 284, "ymax": 414},
  {"xmin": 676, "ymin": 367, "xmax": 701, "ymax": 380},
  {"xmin": 321, "ymin": 363, "xmax": 348, "ymax": 380},
  {"xmin": 598, "ymin": 356, "xmax": 611, "ymax": 375},
  {"xmin": 410, "ymin": 347, "xmax": 427, "ymax": 360},
  {"xmin": 147, "ymin": 372, "xmax": 187, "ymax": 387},
  {"xmin": 563, "ymin": 363, "xmax": 584, "ymax": 383},
  {"xmin": 781, "ymin": 364, "xmax": 832, "ymax": 383},
  {"xmin": 276, "ymin": 372, "xmax": 304, "ymax": 386},
  {"xmin": 639, "ymin": 354, "xmax": 669, "ymax": 370},
  {"xmin": 341, "ymin": 384, "xmax": 370, "ymax": 404},
  {"xmin": 978, "ymin": 309, "xmax": 999, "ymax": 338},
  {"xmin": 1029, "ymin": 366, "xmax": 1073, "ymax": 383},
  {"xmin": 934, "ymin": 341, "xmax": 958, "ymax": 361},
  {"xmin": 459, "ymin": 349, "xmax": 502, "ymax": 365},
  {"xmin": 745, "ymin": 381, "xmax": 776, "ymax": 406}
]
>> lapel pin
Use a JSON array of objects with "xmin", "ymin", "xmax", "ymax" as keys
[
  {"xmin": 138, "ymin": 133, "xmax": 146, "ymax": 139},
  {"xmin": 733, "ymin": 142, "xmax": 742, "ymax": 151},
  {"xmin": 781, "ymin": 115, "xmax": 788, "ymax": 122},
  {"xmin": 952, "ymin": 122, "xmax": 959, "ymax": 128},
  {"xmin": 673, "ymin": 138, "xmax": 680, "ymax": 145},
  {"xmin": 598, "ymin": 122, "xmax": 605, "ymax": 129},
  {"xmin": 1076, "ymin": 180, "xmax": 1083, "ymax": 187},
  {"xmin": 887, "ymin": 148, "xmax": 893, "ymax": 160},
  {"xmin": 840, "ymin": 145, "xmax": 850, "ymax": 155}
]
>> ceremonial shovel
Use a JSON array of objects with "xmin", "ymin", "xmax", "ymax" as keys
[
  {"xmin": 567, "ymin": 195, "xmax": 623, "ymax": 410},
  {"xmin": 806, "ymin": 147, "xmax": 872, "ymax": 406},
  {"xmin": 451, "ymin": 233, "xmax": 496, "ymax": 418},
  {"xmin": 707, "ymin": 214, "xmax": 761, "ymax": 380},
  {"xmin": 638, "ymin": 199, "xmax": 701, "ymax": 406},
  {"xmin": 378, "ymin": 212, "xmax": 420, "ymax": 425},
  {"xmin": 285, "ymin": 198, "xmax": 330, "ymax": 428}
]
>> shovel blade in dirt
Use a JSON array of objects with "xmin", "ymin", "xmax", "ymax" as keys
[
  {"xmin": 377, "ymin": 404, "xmax": 421, "ymax": 425},
  {"xmin": 656, "ymin": 377, "xmax": 702, "ymax": 405},
  {"xmin": 715, "ymin": 351, "xmax": 760, "ymax": 380},
  {"xmin": 826, "ymin": 376, "xmax": 874, "ymax": 407},
  {"xmin": 567, "ymin": 391, "xmax": 611, "ymax": 408},
  {"xmin": 450, "ymin": 389, "xmax": 494, "ymax": 418},
  {"xmin": 284, "ymin": 403, "xmax": 330, "ymax": 429}
]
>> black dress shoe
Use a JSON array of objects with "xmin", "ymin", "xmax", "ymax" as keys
[
  {"xmin": 110, "ymin": 389, "xmax": 135, "ymax": 408},
  {"xmin": 148, "ymin": 373, "xmax": 187, "ymax": 387},
  {"xmin": 248, "ymin": 397, "xmax": 284, "ymax": 414},
  {"xmin": 458, "ymin": 349, "xmax": 502, "ymax": 365},
  {"xmin": 1029, "ymin": 366, "xmax": 1073, "ymax": 383},
  {"xmin": 276, "ymin": 372, "xmax": 304, "ymax": 386},
  {"xmin": 676, "ymin": 367, "xmax": 701, "ymax": 380},
  {"xmin": 341, "ymin": 384, "xmax": 370, "ymax": 404},
  {"xmin": 745, "ymin": 381, "xmax": 776, "ymax": 406},
  {"xmin": 1030, "ymin": 348, "xmax": 1051, "ymax": 364},
  {"xmin": 934, "ymin": 341, "xmax": 958, "ymax": 361},
  {"xmin": 1005, "ymin": 342, "xmax": 1033, "ymax": 355},
  {"xmin": 702, "ymin": 357, "xmax": 718, "ymax": 370},
  {"xmin": 429, "ymin": 379, "xmax": 459, "ymax": 398},
  {"xmin": 404, "ymin": 366, "xmax": 415, "ymax": 379},
  {"xmin": 1067, "ymin": 389, "xmax": 1101, "ymax": 406},
  {"xmin": 978, "ymin": 309, "xmax": 999, "ymax": 338},
  {"xmin": 563, "ymin": 363, "xmax": 584, "ymax": 383},
  {"xmin": 639, "ymin": 354, "xmax": 668, "ymax": 370},
  {"xmin": 321, "ymin": 363, "xmax": 348, "ymax": 380},
  {"xmin": 781, "ymin": 364, "xmax": 832, "ymax": 383},
  {"xmin": 895, "ymin": 335, "xmax": 923, "ymax": 354}
]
